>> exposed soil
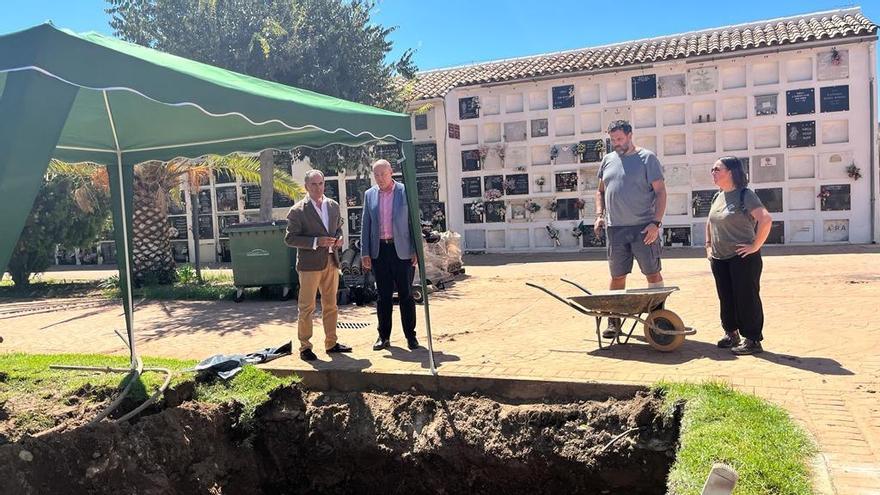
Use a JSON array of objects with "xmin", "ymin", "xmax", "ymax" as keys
[{"xmin": 0, "ymin": 385, "xmax": 680, "ymax": 494}]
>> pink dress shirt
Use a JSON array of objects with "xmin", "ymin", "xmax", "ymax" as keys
[{"xmin": 379, "ymin": 186, "xmax": 394, "ymax": 240}]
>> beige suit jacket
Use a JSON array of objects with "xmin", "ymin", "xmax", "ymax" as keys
[{"xmin": 284, "ymin": 197, "xmax": 343, "ymax": 272}]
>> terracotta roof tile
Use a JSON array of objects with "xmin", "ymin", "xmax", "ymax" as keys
[{"xmin": 409, "ymin": 9, "xmax": 877, "ymax": 100}]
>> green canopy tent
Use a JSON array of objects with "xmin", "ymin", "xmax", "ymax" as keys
[{"xmin": 0, "ymin": 23, "xmax": 436, "ymax": 373}]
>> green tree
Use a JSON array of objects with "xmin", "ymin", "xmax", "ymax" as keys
[
  {"xmin": 7, "ymin": 175, "xmax": 110, "ymax": 287},
  {"xmin": 106, "ymin": 0, "xmax": 417, "ymax": 172}
]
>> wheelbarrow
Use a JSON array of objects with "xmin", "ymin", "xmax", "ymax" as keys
[{"xmin": 526, "ymin": 279, "xmax": 696, "ymax": 352}]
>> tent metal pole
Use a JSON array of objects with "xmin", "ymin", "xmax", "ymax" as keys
[
  {"xmin": 104, "ymin": 90, "xmax": 138, "ymax": 369},
  {"xmin": 398, "ymin": 143, "xmax": 437, "ymax": 375},
  {"xmin": 115, "ymin": 149, "xmax": 137, "ymax": 369}
]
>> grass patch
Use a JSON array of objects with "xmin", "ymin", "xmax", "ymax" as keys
[
  {"xmin": 102, "ymin": 267, "xmax": 236, "ymax": 301},
  {"xmin": 0, "ymin": 353, "xmax": 296, "ymax": 438},
  {"xmin": 194, "ymin": 364, "xmax": 295, "ymax": 428},
  {"xmin": 659, "ymin": 382, "xmax": 815, "ymax": 495},
  {"xmin": 0, "ymin": 279, "xmax": 105, "ymax": 300}
]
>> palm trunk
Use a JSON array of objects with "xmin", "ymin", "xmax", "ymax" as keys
[
  {"xmin": 189, "ymin": 189, "xmax": 203, "ymax": 283},
  {"xmin": 131, "ymin": 163, "xmax": 176, "ymax": 285}
]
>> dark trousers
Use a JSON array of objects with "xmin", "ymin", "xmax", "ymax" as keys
[
  {"xmin": 710, "ymin": 252, "xmax": 764, "ymax": 341},
  {"xmin": 372, "ymin": 242, "xmax": 416, "ymax": 340}
]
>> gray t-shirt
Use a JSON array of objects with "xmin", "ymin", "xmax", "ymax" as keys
[
  {"xmin": 598, "ymin": 148, "xmax": 664, "ymax": 227},
  {"xmin": 708, "ymin": 188, "xmax": 764, "ymax": 260}
]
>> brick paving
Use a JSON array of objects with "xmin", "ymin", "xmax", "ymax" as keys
[{"xmin": 2, "ymin": 245, "xmax": 879, "ymax": 493}]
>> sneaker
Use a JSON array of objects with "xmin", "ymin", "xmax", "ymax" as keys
[
  {"xmin": 601, "ymin": 318, "xmax": 622, "ymax": 339},
  {"xmin": 731, "ymin": 339, "xmax": 763, "ymax": 355},
  {"xmin": 716, "ymin": 331, "xmax": 741, "ymax": 349}
]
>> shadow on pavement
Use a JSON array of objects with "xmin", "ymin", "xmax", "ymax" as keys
[
  {"xmin": 383, "ymin": 346, "xmax": 461, "ymax": 370},
  {"xmin": 299, "ymin": 353, "xmax": 373, "ymax": 372},
  {"xmin": 753, "ymin": 351, "xmax": 854, "ymax": 376}
]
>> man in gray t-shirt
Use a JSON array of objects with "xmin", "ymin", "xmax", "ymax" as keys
[{"xmin": 594, "ymin": 120, "xmax": 668, "ymax": 338}]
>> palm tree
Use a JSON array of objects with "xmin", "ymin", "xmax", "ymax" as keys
[{"xmin": 50, "ymin": 154, "xmax": 303, "ymax": 286}]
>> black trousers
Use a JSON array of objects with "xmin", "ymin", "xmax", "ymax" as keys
[
  {"xmin": 372, "ymin": 242, "xmax": 416, "ymax": 340},
  {"xmin": 710, "ymin": 252, "xmax": 764, "ymax": 341}
]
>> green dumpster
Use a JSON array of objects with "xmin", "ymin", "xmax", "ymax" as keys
[{"xmin": 226, "ymin": 220, "xmax": 298, "ymax": 302}]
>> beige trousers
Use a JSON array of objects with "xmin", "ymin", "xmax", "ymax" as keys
[{"xmin": 296, "ymin": 264, "xmax": 339, "ymax": 352}]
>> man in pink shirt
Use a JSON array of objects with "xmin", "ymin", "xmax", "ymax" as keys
[{"xmin": 361, "ymin": 159, "xmax": 419, "ymax": 350}]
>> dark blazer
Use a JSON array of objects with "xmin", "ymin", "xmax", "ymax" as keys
[
  {"xmin": 284, "ymin": 196, "xmax": 343, "ymax": 271},
  {"xmin": 360, "ymin": 181, "xmax": 416, "ymax": 260}
]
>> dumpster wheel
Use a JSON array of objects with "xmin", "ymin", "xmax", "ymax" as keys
[{"xmin": 233, "ymin": 288, "xmax": 245, "ymax": 303}]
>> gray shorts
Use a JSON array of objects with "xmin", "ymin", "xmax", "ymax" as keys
[{"xmin": 606, "ymin": 225, "xmax": 662, "ymax": 278}]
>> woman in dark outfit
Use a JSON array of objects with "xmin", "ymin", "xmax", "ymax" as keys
[{"xmin": 705, "ymin": 156, "xmax": 772, "ymax": 355}]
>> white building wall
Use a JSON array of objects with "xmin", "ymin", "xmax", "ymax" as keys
[{"xmin": 428, "ymin": 38, "xmax": 878, "ymax": 252}]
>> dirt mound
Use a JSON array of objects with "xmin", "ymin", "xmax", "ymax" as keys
[{"xmin": 0, "ymin": 385, "xmax": 679, "ymax": 494}]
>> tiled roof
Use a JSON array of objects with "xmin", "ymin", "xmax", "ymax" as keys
[{"xmin": 410, "ymin": 8, "xmax": 877, "ymax": 100}]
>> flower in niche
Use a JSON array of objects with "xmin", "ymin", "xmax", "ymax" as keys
[
  {"xmin": 494, "ymin": 143, "xmax": 507, "ymax": 164},
  {"xmin": 524, "ymin": 200, "xmax": 541, "ymax": 214},
  {"xmin": 484, "ymin": 188, "xmax": 503, "ymax": 201},
  {"xmin": 846, "ymin": 163, "xmax": 862, "ymax": 181},
  {"xmin": 574, "ymin": 198, "xmax": 586, "ymax": 210},
  {"xmin": 546, "ymin": 224, "xmax": 561, "ymax": 247},
  {"xmin": 478, "ymin": 145, "xmax": 490, "ymax": 161}
]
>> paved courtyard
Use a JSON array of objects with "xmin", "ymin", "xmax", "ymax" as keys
[{"xmin": 2, "ymin": 245, "xmax": 879, "ymax": 493}]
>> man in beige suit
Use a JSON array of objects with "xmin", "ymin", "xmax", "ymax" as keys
[{"xmin": 285, "ymin": 169, "xmax": 352, "ymax": 361}]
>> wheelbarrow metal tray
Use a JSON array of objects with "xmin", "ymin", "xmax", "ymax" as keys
[{"xmin": 568, "ymin": 287, "xmax": 679, "ymax": 315}]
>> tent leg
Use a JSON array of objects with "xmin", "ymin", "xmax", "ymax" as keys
[
  {"xmin": 106, "ymin": 153, "xmax": 138, "ymax": 370},
  {"xmin": 103, "ymin": 90, "xmax": 138, "ymax": 370},
  {"xmin": 398, "ymin": 141, "xmax": 437, "ymax": 375}
]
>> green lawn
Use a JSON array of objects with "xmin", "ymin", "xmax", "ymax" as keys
[
  {"xmin": 0, "ymin": 353, "xmax": 295, "ymax": 438},
  {"xmin": 660, "ymin": 382, "xmax": 815, "ymax": 495}
]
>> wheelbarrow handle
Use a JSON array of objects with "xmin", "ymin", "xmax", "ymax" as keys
[
  {"xmin": 559, "ymin": 278, "xmax": 592, "ymax": 295},
  {"xmin": 525, "ymin": 282, "xmax": 591, "ymax": 316}
]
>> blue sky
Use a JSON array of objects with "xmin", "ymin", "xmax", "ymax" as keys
[{"xmin": 1, "ymin": 0, "xmax": 877, "ymax": 72}]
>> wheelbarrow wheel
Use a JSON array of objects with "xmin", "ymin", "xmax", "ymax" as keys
[
  {"xmin": 643, "ymin": 309, "xmax": 686, "ymax": 352},
  {"xmin": 412, "ymin": 285, "xmax": 424, "ymax": 304}
]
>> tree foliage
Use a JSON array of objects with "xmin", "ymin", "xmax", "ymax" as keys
[
  {"xmin": 105, "ymin": 0, "xmax": 417, "ymax": 173},
  {"xmin": 7, "ymin": 177, "xmax": 110, "ymax": 287}
]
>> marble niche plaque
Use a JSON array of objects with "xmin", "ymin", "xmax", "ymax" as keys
[
  {"xmin": 786, "ymin": 121, "xmax": 816, "ymax": 148},
  {"xmin": 823, "ymin": 219, "xmax": 849, "ymax": 242},
  {"xmin": 552, "ymin": 85, "xmax": 575, "ymax": 109},
  {"xmin": 631, "ymin": 74, "xmax": 657, "ymax": 100},
  {"xmin": 820, "ymin": 85, "xmax": 849, "ymax": 113},
  {"xmin": 530, "ymin": 118, "xmax": 549, "ymax": 138},
  {"xmin": 819, "ymin": 184, "xmax": 850, "ymax": 212},
  {"xmin": 504, "ymin": 121, "xmax": 528, "ymax": 142},
  {"xmin": 691, "ymin": 190, "xmax": 716, "ymax": 218},
  {"xmin": 751, "ymin": 154, "xmax": 785, "ymax": 183},
  {"xmin": 754, "ymin": 94, "xmax": 778, "ymax": 116},
  {"xmin": 755, "ymin": 188, "xmax": 783, "ymax": 213},
  {"xmin": 786, "ymin": 88, "xmax": 815, "ymax": 116},
  {"xmin": 663, "ymin": 227, "xmax": 691, "ymax": 247},
  {"xmin": 789, "ymin": 220, "xmax": 815, "ymax": 243},
  {"xmin": 817, "ymin": 49, "xmax": 849, "ymax": 81},
  {"xmin": 663, "ymin": 164, "xmax": 690, "ymax": 187},
  {"xmin": 658, "ymin": 74, "xmax": 686, "ymax": 97},
  {"xmin": 766, "ymin": 221, "xmax": 785, "ymax": 245},
  {"xmin": 458, "ymin": 96, "xmax": 480, "ymax": 119},
  {"xmin": 687, "ymin": 66, "xmax": 718, "ymax": 95}
]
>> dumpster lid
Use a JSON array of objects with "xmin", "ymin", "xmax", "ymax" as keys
[{"xmin": 225, "ymin": 220, "xmax": 289, "ymax": 233}]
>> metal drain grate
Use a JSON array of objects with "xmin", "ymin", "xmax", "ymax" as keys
[{"xmin": 336, "ymin": 321, "xmax": 372, "ymax": 330}]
